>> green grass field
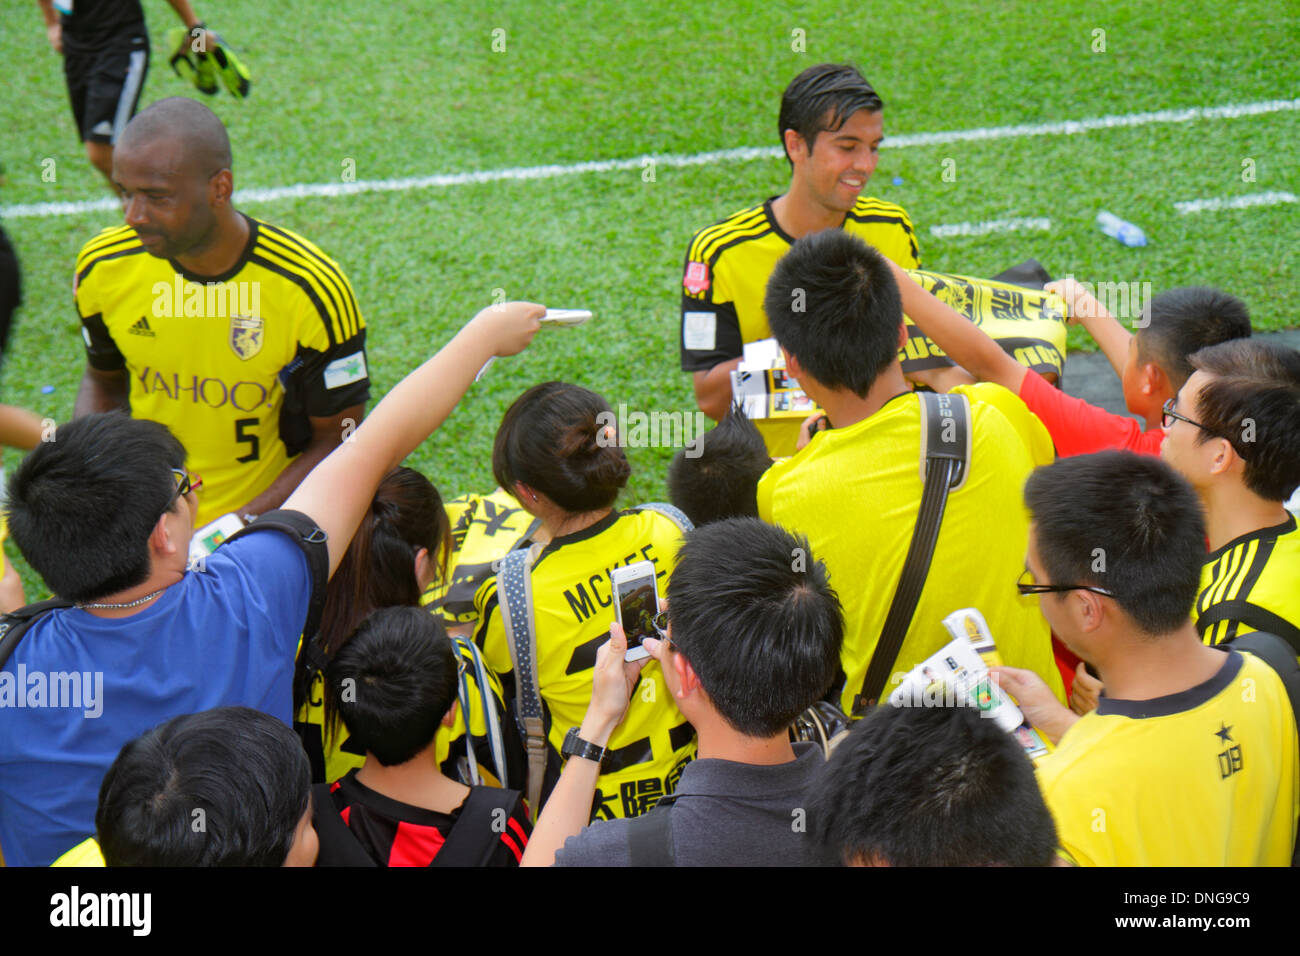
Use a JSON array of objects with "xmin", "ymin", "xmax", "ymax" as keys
[{"xmin": 1, "ymin": 0, "xmax": 1297, "ymax": 599}]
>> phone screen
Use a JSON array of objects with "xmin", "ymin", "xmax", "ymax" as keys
[{"xmin": 615, "ymin": 569, "xmax": 659, "ymax": 649}]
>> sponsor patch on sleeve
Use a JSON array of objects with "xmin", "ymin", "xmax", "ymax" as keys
[
  {"xmin": 683, "ymin": 261, "xmax": 710, "ymax": 295},
  {"xmin": 683, "ymin": 312, "xmax": 717, "ymax": 352},
  {"xmin": 324, "ymin": 351, "xmax": 368, "ymax": 389}
]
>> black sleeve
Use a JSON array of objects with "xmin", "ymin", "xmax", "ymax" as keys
[
  {"xmin": 679, "ymin": 243, "xmax": 746, "ymax": 373},
  {"xmin": 679, "ymin": 294, "xmax": 743, "ymax": 373},
  {"xmin": 278, "ymin": 330, "xmax": 370, "ymax": 456},
  {"xmin": 80, "ymin": 310, "xmax": 126, "ymax": 371}
]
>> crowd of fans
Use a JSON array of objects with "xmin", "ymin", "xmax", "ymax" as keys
[{"xmin": 0, "ymin": 54, "xmax": 1298, "ymax": 868}]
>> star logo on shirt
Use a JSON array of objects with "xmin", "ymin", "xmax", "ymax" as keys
[{"xmin": 1214, "ymin": 722, "xmax": 1234, "ymax": 744}]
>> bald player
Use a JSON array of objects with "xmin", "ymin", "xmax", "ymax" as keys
[{"xmin": 72, "ymin": 97, "xmax": 370, "ymax": 529}]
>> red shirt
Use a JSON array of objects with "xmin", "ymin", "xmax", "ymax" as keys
[{"xmin": 1018, "ymin": 370, "xmax": 1164, "ymax": 458}]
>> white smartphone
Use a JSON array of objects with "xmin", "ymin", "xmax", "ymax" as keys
[
  {"xmin": 540, "ymin": 308, "xmax": 593, "ymax": 327},
  {"xmin": 609, "ymin": 560, "xmax": 661, "ymax": 662}
]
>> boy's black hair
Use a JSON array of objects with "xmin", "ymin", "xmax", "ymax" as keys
[
  {"xmin": 96, "ymin": 706, "xmax": 310, "ymax": 866},
  {"xmin": 811, "ymin": 703, "xmax": 1058, "ymax": 866},
  {"xmin": 764, "ymin": 230, "xmax": 903, "ymax": 398},
  {"xmin": 666, "ymin": 517, "xmax": 843, "ymax": 737},
  {"xmin": 1024, "ymin": 451, "xmax": 1206, "ymax": 636},
  {"xmin": 1135, "ymin": 286, "xmax": 1251, "ymax": 391},
  {"xmin": 667, "ymin": 402, "xmax": 772, "ymax": 526},
  {"xmin": 1189, "ymin": 339, "xmax": 1300, "ymax": 502},
  {"xmin": 6, "ymin": 412, "xmax": 186, "ymax": 602},
  {"xmin": 326, "ymin": 606, "xmax": 458, "ymax": 767}
]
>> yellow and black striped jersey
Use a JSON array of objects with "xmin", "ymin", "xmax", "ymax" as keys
[
  {"xmin": 294, "ymin": 631, "xmax": 522, "ymax": 787},
  {"xmin": 681, "ymin": 196, "xmax": 920, "ymax": 455},
  {"xmin": 1195, "ymin": 514, "xmax": 1300, "ymax": 654},
  {"xmin": 423, "ymin": 489, "xmax": 542, "ymax": 628},
  {"xmin": 1036, "ymin": 650, "xmax": 1298, "ymax": 866},
  {"xmin": 472, "ymin": 509, "xmax": 696, "ymax": 821},
  {"xmin": 74, "ymin": 215, "xmax": 370, "ymax": 524}
]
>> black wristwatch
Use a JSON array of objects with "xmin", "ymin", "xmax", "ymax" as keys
[{"xmin": 561, "ymin": 727, "xmax": 606, "ymax": 765}]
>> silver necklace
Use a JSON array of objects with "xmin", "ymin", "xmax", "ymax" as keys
[{"xmin": 76, "ymin": 588, "xmax": 166, "ymax": 610}]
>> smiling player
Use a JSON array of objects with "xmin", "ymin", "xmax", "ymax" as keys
[{"xmin": 679, "ymin": 63, "xmax": 921, "ymax": 456}]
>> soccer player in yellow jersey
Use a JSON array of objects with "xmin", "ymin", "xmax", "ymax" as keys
[
  {"xmin": 994, "ymin": 451, "xmax": 1298, "ymax": 867},
  {"xmin": 72, "ymin": 98, "xmax": 368, "ymax": 526},
  {"xmin": 758, "ymin": 230, "xmax": 1064, "ymax": 714},
  {"xmin": 1159, "ymin": 340, "xmax": 1300, "ymax": 653},
  {"xmin": 680, "ymin": 64, "xmax": 922, "ymax": 456}
]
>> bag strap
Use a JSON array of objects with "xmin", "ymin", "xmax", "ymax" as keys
[
  {"xmin": 432, "ymin": 786, "xmax": 524, "ymax": 867},
  {"xmin": 0, "ymin": 598, "xmax": 75, "ymax": 671},
  {"xmin": 854, "ymin": 392, "xmax": 970, "ymax": 714},
  {"xmin": 1197, "ymin": 601, "xmax": 1300, "ymax": 656},
  {"xmin": 310, "ymin": 782, "xmax": 378, "ymax": 867},
  {"xmin": 632, "ymin": 502, "xmax": 695, "ymax": 533},
  {"xmin": 224, "ymin": 509, "xmax": 331, "ymax": 682},
  {"xmin": 451, "ymin": 634, "xmax": 511, "ymax": 789},
  {"xmin": 496, "ymin": 504, "xmax": 691, "ymax": 819},
  {"xmin": 625, "ymin": 793, "xmax": 678, "ymax": 866},
  {"xmin": 498, "ymin": 543, "xmax": 547, "ymax": 819}
]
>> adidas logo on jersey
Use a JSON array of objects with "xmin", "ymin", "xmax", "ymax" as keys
[{"xmin": 128, "ymin": 316, "xmax": 156, "ymax": 337}]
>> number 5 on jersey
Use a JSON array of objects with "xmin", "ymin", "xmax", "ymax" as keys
[{"xmin": 235, "ymin": 417, "xmax": 260, "ymax": 462}]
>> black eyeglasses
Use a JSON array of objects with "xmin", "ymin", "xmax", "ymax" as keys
[
  {"xmin": 1160, "ymin": 399, "xmax": 1246, "ymax": 458},
  {"xmin": 1160, "ymin": 398, "xmax": 1207, "ymax": 432},
  {"xmin": 165, "ymin": 467, "xmax": 202, "ymax": 514},
  {"xmin": 1016, "ymin": 569, "xmax": 1114, "ymax": 598}
]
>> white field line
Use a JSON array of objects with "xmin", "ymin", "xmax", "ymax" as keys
[
  {"xmin": 1173, "ymin": 190, "xmax": 1298, "ymax": 214},
  {"xmin": 930, "ymin": 216, "xmax": 1052, "ymax": 238},
  {"xmin": 3, "ymin": 97, "xmax": 1297, "ymax": 220}
]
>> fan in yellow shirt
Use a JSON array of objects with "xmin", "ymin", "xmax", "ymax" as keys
[
  {"xmin": 757, "ymin": 229, "xmax": 1063, "ymax": 711},
  {"xmin": 992, "ymin": 451, "xmax": 1298, "ymax": 867},
  {"xmin": 472, "ymin": 383, "xmax": 696, "ymax": 820}
]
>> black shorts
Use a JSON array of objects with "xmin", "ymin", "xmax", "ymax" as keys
[{"xmin": 62, "ymin": 31, "xmax": 150, "ymax": 144}]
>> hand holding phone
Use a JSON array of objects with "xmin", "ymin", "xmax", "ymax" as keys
[{"xmin": 609, "ymin": 561, "xmax": 661, "ymax": 662}]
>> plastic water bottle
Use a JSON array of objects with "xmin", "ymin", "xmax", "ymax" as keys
[{"xmin": 1096, "ymin": 210, "xmax": 1148, "ymax": 247}]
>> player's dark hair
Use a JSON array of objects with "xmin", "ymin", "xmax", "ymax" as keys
[
  {"xmin": 5, "ymin": 412, "xmax": 185, "ymax": 603},
  {"xmin": 493, "ymin": 381, "xmax": 631, "ymax": 513},
  {"xmin": 326, "ymin": 606, "xmax": 459, "ymax": 767},
  {"xmin": 1134, "ymin": 286, "xmax": 1251, "ymax": 391},
  {"xmin": 810, "ymin": 703, "xmax": 1058, "ymax": 866},
  {"xmin": 667, "ymin": 518, "xmax": 843, "ymax": 737},
  {"xmin": 778, "ymin": 63, "xmax": 883, "ymax": 167},
  {"xmin": 1188, "ymin": 339, "xmax": 1300, "ymax": 502},
  {"xmin": 1024, "ymin": 451, "xmax": 1205, "ymax": 636},
  {"xmin": 667, "ymin": 402, "xmax": 771, "ymax": 526},
  {"xmin": 296, "ymin": 467, "xmax": 450, "ymax": 742},
  {"xmin": 765, "ymin": 230, "xmax": 903, "ymax": 397},
  {"xmin": 97, "ymin": 706, "xmax": 311, "ymax": 866}
]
